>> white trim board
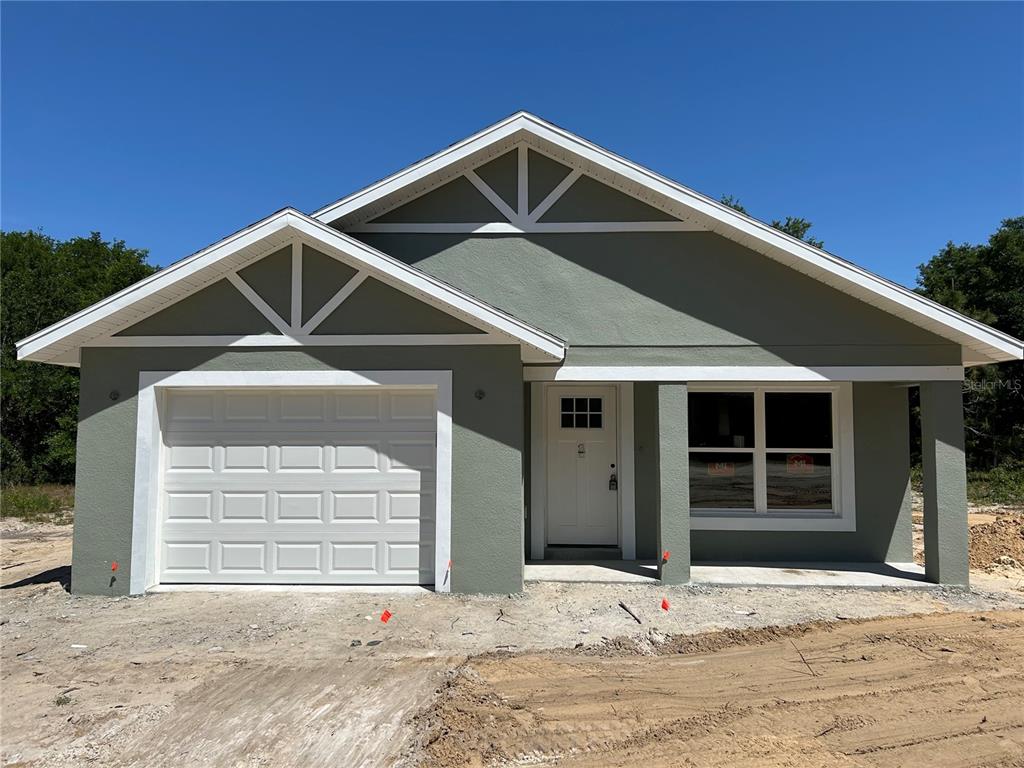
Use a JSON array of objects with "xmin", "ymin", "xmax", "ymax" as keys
[
  {"xmin": 129, "ymin": 369, "xmax": 453, "ymax": 595},
  {"xmin": 89, "ymin": 333, "xmax": 506, "ymax": 348},
  {"xmin": 313, "ymin": 112, "xmax": 1022, "ymax": 365},
  {"xmin": 349, "ymin": 221, "xmax": 703, "ymax": 234},
  {"xmin": 523, "ymin": 365, "xmax": 966, "ymax": 382},
  {"xmin": 16, "ymin": 210, "xmax": 567, "ymax": 366}
]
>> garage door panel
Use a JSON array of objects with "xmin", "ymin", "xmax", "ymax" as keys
[
  {"xmin": 274, "ymin": 541, "xmax": 324, "ymax": 573},
  {"xmin": 332, "ymin": 492, "xmax": 379, "ymax": 521},
  {"xmin": 388, "ymin": 391, "xmax": 436, "ymax": 422},
  {"xmin": 224, "ymin": 393, "xmax": 271, "ymax": 422},
  {"xmin": 159, "ymin": 387, "xmax": 436, "ymax": 585},
  {"xmin": 165, "ymin": 492, "xmax": 214, "ymax": 521},
  {"xmin": 335, "ymin": 392, "xmax": 382, "ymax": 423},
  {"xmin": 388, "ymin": 441, "xmax": 435, "ymax": 472},
  {"xmin": 222, "ymin": 445, "xmax": 269, "ymax": 471},
  {"xmin": 220, "ymin": 541, "xmax": 268, "ymax": 573},
  {"xmin": 330, "ymin": 542, "xmax": 378, "ymax": 575},
  {"xmin": 167, "ymin": 444, "xmax": 215, "ymax": 471},
  {"xmin": 222, "ymin": 492, "xmax": 269, "ymax": 521},
  {"xmin": 163, "ymin": 540, "xmax": 213, "ymax": 574},
  {"xmin": 278, "ymin": 393, "xmax": 326, "ymax": 422},
  {"xmin": 334, "ymin": 442, "xmax": 382, "ymax": 471},
  {"xmin": 276, "ymin": 492, "xmax": 324, "ymax": 521},
  {"xmin": 278, "ymin": 444, "xmax": 326, "ymax": 471},
  {"xmin": 165, "ymin": 392, "xmax": 215, "ymax": 425}
]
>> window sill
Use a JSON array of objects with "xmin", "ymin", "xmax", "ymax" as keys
[{"xmin": 690, "ymin": 511, "xmax": 855, "ymax": 532}]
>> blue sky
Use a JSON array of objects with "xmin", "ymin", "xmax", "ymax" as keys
[{"xmin": 2, "ymin": 2, "xmax": 1021, "ymax": 287}]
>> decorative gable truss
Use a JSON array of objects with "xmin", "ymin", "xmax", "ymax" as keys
[
  {"xmin": 112, "ymin": 239, "xmax": 482, "ymax": 342},
  {"xmin": 17, "ymin": 210, "xmax": 566, "ymax": 365},
  {"xmin": 348, "ymin": 144, "xmax": 705, "ymax": 234}
]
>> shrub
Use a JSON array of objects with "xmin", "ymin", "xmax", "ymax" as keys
[{"xmin": 0, "ymin": 485, "xmax": 74, "ymax": 524}]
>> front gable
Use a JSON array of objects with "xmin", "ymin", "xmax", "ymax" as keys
[
  {"xmin": 17, "ymin": 211, "xmax": 565, "ymax": 365},
  {"xmin": 315, "ymin": 112, "xmax": 1022, "ymax": 364},
  {"xmin": 114, "ymin": 243, "xmax": 482, "ymax": 339}
]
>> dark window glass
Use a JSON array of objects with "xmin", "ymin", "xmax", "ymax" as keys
[
  {"xmin": 689, "ymin": 452, "xmax": 755, "ymax": 509},
  {"xmin": 560, "ymin": 395, "xmax": 603, "ymax": 429},
  {"xmin": 688, "ymin": 393, "xmax": 755, "ymax": 448},
  {"xmin": 766, "ymin": 452, "xmax": 832, "ymax": 509},
  {"xmin": 765, "ymin": 393, "xmax": 832, "ymax": 448}
]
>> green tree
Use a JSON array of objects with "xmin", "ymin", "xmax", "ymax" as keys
[
  {"xmin": 720, "ymin": 196, "xmax": 825, "ymax": 248},
  {"xmin": 1, "ymin": 231, "xmax": 156, "ymax": 484},
  {"xmin": 916, "ymin": 217, "xmax": 1024, "ymax": 469}
]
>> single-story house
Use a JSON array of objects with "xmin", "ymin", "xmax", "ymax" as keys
[{"xmin": 18, "ymin": 112, "xmax": 1023, "ymax": 595}]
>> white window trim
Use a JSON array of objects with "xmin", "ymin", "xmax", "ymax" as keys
[
  {"xmin": 129, "ymin": 369, "xmax": 453, "ymax": 594},
  {"xmin": 688, "ymin": 383, "xmax": 856, "ymax": 532}
]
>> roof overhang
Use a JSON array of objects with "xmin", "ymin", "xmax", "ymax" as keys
[
  {"xmin": 16, "ymin": 208, "xmax": 567, "ymax": 366},
  {"xmin": 314, "ymin": 112, "xmax": 1023, "ymax": 366}
]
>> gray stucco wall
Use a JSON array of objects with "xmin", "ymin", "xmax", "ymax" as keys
[
  {"xmin": 72, "ymin": 345, "xmax": 524, "ymax": 596},
  {"xmin": 117, "ymin": 278, "xmax": 279, "ymax": 336},
  {"xmin": 353, "ymin": 233, "xmax": 960, "ymax": 367},
  {"xmin": 921, "ymin": 380, "xmax": 969, "ymax": 584},
  {"xmin": 632, "ymin": 381, "xmax": 913, "ymax": 562}
]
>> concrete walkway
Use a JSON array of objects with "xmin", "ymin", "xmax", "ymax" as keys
[{"xmin": 525, "ymin": 560, "xmax": 930, "ymax": 589}]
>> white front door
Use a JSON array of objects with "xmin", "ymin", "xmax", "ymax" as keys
[{"xmin": 545, "ymin": 386, "xmax": 619, "ymax": 546}]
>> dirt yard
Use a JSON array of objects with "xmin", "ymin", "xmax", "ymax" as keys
[
  {"xmin": 415, "ymin": 611, "xmax": 1024, "ymax": 767},
  {"xmin": 3, "ymin": 516, "xmax": 1024, "ymax": 767}
]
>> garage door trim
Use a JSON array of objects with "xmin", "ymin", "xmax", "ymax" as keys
[{"xmin": 130, "ymin": 369, "xmax": 452, "ymax": 594}]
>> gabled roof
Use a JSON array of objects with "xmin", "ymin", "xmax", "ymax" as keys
[
  {"xmin": 16, "ymin": 208, "xmax": 567, "ymax": 366},
  {"xmin": 313, "ymin": 111, "xmax": 1023, "ymax": 365}
]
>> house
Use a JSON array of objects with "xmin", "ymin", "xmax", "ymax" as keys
[{"xmin": 17, "ymin": 112, "xmax": 1024, "ymax": 596}]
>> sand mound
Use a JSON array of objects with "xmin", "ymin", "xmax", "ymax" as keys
[{"xmin": 970, "ymin": 515, "xmax": 1024, "ymax": 569}]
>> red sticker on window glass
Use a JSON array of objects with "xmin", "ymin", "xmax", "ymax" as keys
[
  {"xmin": 707, "ymin": 462, "xmax": 735, "ymax": 477},
  {"xmin": 787, "ymin": 454, "xmax": 814, "ymax": 474}
]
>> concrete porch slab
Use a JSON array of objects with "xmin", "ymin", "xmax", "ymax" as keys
[
  {"xmin": 524, "ymin": 561, "xmax": 931, "ymax": 589},
  {"xmin": 525, "ymin": 560, "xmax": 658, "ymax": 583}
]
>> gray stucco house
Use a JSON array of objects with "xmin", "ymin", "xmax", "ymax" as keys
[{"xmin": 18, "ymin": 112, "xmax": 1023, "ymax": 595}]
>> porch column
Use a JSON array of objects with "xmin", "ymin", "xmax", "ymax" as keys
[
  {"xmin": 657, "ymin": 383, "xmax": 690, "ymax": 584},
  {"xmin": 920, "ymin": 380, "xmax": 969, "ymax": 586}
]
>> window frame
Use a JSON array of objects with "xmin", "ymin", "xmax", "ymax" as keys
[{"xmin": 688, "ymin": 383, "xmax": 856, "ymax": 532}]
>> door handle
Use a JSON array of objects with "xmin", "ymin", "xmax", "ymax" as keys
[
  {"xmin": 608, "ymin": 472, "xmax": 618, "ymax": 491},
  {"xmin": 577, "ymin": 443, "xmax": 585, "ymax": 457}
]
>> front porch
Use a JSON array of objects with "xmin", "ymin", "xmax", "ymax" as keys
[
  {"xmin": 525, "ymin": 560, "xmax": 929, "ymax": 588},
  {"xmin": 526, "ymin": 377, "xmax": 969, "ymax": 587}
]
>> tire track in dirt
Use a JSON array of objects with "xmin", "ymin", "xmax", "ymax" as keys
[{"xmin": 413, "ymin": 611, "xmax": 1024, "ymax": 768}]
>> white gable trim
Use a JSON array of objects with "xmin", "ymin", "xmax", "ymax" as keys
[
  {"xmin": 16, "ymin": 209, "xmax": 567, "ymax": 365},
  {"xmin": 350, "ymin": 221, "xmax": 702, "ymax": 234},
  {"xmin": 312, "ymin": 113, "xmax": 1022, "ymax": 365}
]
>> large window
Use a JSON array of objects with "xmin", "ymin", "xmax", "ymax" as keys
[{"xmin": 688, "ymin": 385, "xmax": 854, "ymax": 530}]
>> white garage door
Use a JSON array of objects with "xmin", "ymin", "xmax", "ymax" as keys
[{"xmin": 158, "ymin": 387, "xmax": 436, "ymax": 585}]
